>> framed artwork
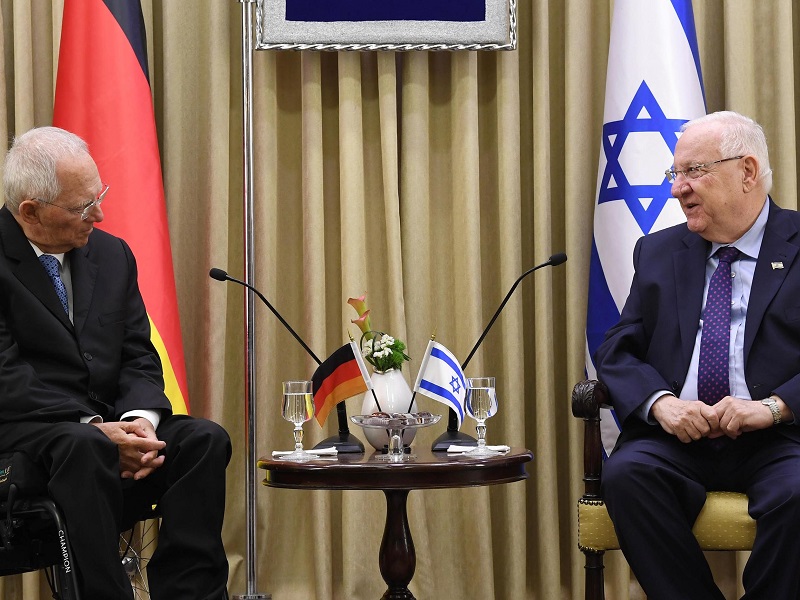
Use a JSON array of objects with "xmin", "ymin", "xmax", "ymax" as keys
[{"xmin": 255, "ymin": 0, "xmax": 517, "ymax": 51}]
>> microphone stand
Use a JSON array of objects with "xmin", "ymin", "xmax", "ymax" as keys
[
  {"xmin": 431, "ymin": 253, "xmax": 567, "ymax": 451},
  {"xmin": 210, "ymin": 269, "xmax": 364, "ymax": 454}
]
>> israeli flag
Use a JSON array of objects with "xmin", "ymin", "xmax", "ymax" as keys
[
  {"xmin": 413, "ymin": 341, "xmax": 467, "ymax": 428},
  {"xmin": 586, "ymin": 0, "xmax": 706, "ymax": 456}
]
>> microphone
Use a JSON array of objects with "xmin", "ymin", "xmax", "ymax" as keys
[
  {"xmin": 432, "ymin": 252, "xmax": 567, "ymax": 451},
  {"xmin": 209, "ymin": 268, "xmax": 322, "ymax": 365},
  {"xmin": 461, "ymin": 253, "xmax": 567, "ymax": 368},
  {"xmin": 211, "ymin": 268, "xmax": 364, "ymax": 454}
]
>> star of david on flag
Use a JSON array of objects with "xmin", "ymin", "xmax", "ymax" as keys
[
  {"xmin": 413, "ymin": 340, "xmax": 467, "ymax": 429},
  {"xmin": 585, "ymin": 0, "xmax": 706, "ymax": 456}
]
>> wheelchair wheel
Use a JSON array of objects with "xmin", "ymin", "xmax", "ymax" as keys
[{"xmin": 119, "ymin": 517, "xmax": 159, "ymax": 600}]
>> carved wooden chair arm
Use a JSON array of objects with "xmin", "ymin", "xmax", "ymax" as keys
[
  {"xmin": 571, "ymin": 379, "xmax": 609, "ymax": 499},
  {"xmin": 571, "ymin": 379, "xmax": 608, "ymax": 419}
]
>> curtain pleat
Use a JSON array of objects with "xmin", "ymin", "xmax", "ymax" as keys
[{"xmin": 2, "ymin": 1, "xmax": 800, "ymax": 598}]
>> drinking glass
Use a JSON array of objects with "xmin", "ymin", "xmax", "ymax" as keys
[
  {"xmin": 278, "ymin": 380, "xmax": 316, "ymax": 462},
  {"xmin": 464, "ymin": 376, "xmax": 501, "ymax": 457}
]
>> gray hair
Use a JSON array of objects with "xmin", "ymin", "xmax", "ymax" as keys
[
  {"xmin": 682, "ymin": 111, "xmax": 773, "ymax": 192},
  {"xmin": 3, "ymin": 127, "xmax": 89, "ymax": 214}
]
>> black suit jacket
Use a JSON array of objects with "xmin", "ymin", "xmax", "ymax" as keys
[
  {"xmin": 595, "ymin": 198, "xmax": 800, "ymax": 443},
  {"xmin": 0, "ymin": 206, "xmax": 172, "ymax": 423}
]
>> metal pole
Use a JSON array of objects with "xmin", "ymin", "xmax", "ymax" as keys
[{"xmin": 234, "ymin": 1, "xmax": 269, "ymax": 598}]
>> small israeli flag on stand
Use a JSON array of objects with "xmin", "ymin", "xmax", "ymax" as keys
[
  {"xmin": 586, "ymin": 0, "xmax": 706, "ymax": 456},
  {"xmin": 413, "ymin": 341, "xmax": 467, "ymax": 429}
]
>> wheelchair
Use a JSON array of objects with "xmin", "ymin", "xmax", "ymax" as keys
[{"xmin": 0, "ymin": 451, "xmax": 158, "ymax": 600}]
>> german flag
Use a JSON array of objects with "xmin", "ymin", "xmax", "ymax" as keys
[
  {"xmin": 312, "ymin": 342, "xmax": 372, "ymax": 426},
  {"xmin": 53, "ymin": 0, "xmax": 189, "ymax": 414}
]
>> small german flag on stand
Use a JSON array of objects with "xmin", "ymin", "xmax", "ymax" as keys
[{"xmin": 312, "ymin": 341, "xmax": 372, "ymax": 426}]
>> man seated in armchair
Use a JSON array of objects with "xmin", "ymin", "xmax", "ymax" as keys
[
  {"xmin": 594, "ymin": 111, "xmax": 800, "ymax": 599},
  {"xmin": 0, "ymin": 126, "xmax": 231, "ymax": 599}
]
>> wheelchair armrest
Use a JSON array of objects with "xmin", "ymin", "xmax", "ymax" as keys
[{"xmin": 571, "ymin": 379, "xmax": 608, "ymax": 499}]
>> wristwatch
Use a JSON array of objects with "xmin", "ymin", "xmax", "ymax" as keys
[{"xmin": 761, "ymin": 397, "xmax": 783, "ymax": 426}]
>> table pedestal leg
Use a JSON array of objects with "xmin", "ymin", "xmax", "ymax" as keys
[{"xmin": 379, "ymin": 489, "xmax": 415, "ymax": 600}]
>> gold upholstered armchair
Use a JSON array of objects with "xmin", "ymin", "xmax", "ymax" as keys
[{"xmin": 571, "ymin": 379, "xmax": 757, "ymax": 600}]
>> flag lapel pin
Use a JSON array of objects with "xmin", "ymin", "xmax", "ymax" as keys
[{"xmin": 772, "ymin": 262, "xmax": 784, "ymax": 270}]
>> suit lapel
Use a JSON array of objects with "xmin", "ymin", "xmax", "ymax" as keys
[
  {"xmin": 69, "ymin": 245, "xmax": 97, "ymax": 335},
  {"xmin": 745, "ymin": 202, "xmax": 799, "ymax": 360},
  {"xmin": 0, "ymin": 208, "xmax": 73, "ymax": 331},
  {"xmin": 674, "ymin": 232, "xmax": 708, "ymax": 372}
]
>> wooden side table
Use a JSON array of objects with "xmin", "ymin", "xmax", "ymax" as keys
[{"xmin": 258, "ymin": 447, "xmax": 533, "ymax": 599}]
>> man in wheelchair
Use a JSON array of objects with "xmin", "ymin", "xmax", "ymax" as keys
[
  {"xmin": 595, "ymin": 112, "xmax": 800, "ymax": 599},
  {"xmin": 0, "ymin": 127, "xmax": 231, "ymax": 599}
]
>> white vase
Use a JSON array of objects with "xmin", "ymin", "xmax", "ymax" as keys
[{"xmin": 360, "ymin": 369, "xmax": 418, "ymax": 451}]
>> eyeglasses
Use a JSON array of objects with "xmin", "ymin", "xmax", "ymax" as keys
[
  {"xmin": 34, "ymin": 183, "xmax": 109, "ymax": 220},
  {"xmin": 665, "ymin": 156, "xmax": 744, "ymax": 183}
]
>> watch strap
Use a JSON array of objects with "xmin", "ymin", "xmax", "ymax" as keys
[{"xmin": 762, "ymin": 397, "xmax": 782, "ymax": 425}]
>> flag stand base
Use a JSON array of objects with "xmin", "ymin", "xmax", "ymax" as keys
[
  {"xmin": 313, "ymin": 433, "xmax": 365, "ymax": 453},
  {"xmin": 313, "ymin": 401, "xmax": 365, "ymax": 453},
  {"xmin": 431, "ymin": 429, "xmax": 477, "ymax": 452}
]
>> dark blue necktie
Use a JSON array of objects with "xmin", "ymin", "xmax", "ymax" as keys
[
  {"xmin": 39, "ymin": 254, "xmax": 69, "ymax": 314},
  {"xmin": 697, "ymin": 246, "xmax": 739, "ymax": 405}
]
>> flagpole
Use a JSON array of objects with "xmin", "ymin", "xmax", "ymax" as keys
[
  {"xmin": 236, "ymin": 1, "xmax": 270, "ymax": 599},
  {"xmin": 405, "ymin": 332, "xmax": 434, "ymax": 413}
]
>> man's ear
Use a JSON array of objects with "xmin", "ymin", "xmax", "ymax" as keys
[
  {"xmin": 742, "ymin": 156, "xmax": 759, "ymax": 192},
  {"xmin": 16, "ymin": 200, "xmax": 42, "ymax": 225}
]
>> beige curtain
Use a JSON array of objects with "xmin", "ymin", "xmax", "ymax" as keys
[{"xmin": 2, "ymin": 0, "xmax": 799, "ymax": 598}]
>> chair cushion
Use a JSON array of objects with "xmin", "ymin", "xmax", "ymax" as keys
[{"xmin": 577, "ymin": 491, "xmax": 755, "ymax": 552}]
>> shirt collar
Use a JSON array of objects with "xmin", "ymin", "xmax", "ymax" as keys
[
  {"xmin": 708, "ymin": 196, "xmax": 769, "ymax": 260},
  {"xmin": 29, "ymin": 242, "xmax": 66, "ymax": 267}
]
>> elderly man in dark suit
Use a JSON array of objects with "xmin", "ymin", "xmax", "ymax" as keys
[
  {"xmin": 595, "ymin": 111, "xmax": 800, "ymax": 599},
  {"xmin": 0, "ymin": 126, "xmax": 231, "ymax": 599}
]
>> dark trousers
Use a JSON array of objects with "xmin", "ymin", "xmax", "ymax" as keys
[
  {"xmin": 0, "ymin": 415, "xmax": 231, "ymax": 600},
  {"xmin": 602, "ymin": 428, "xmax": 800, "ymax": 600}
]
